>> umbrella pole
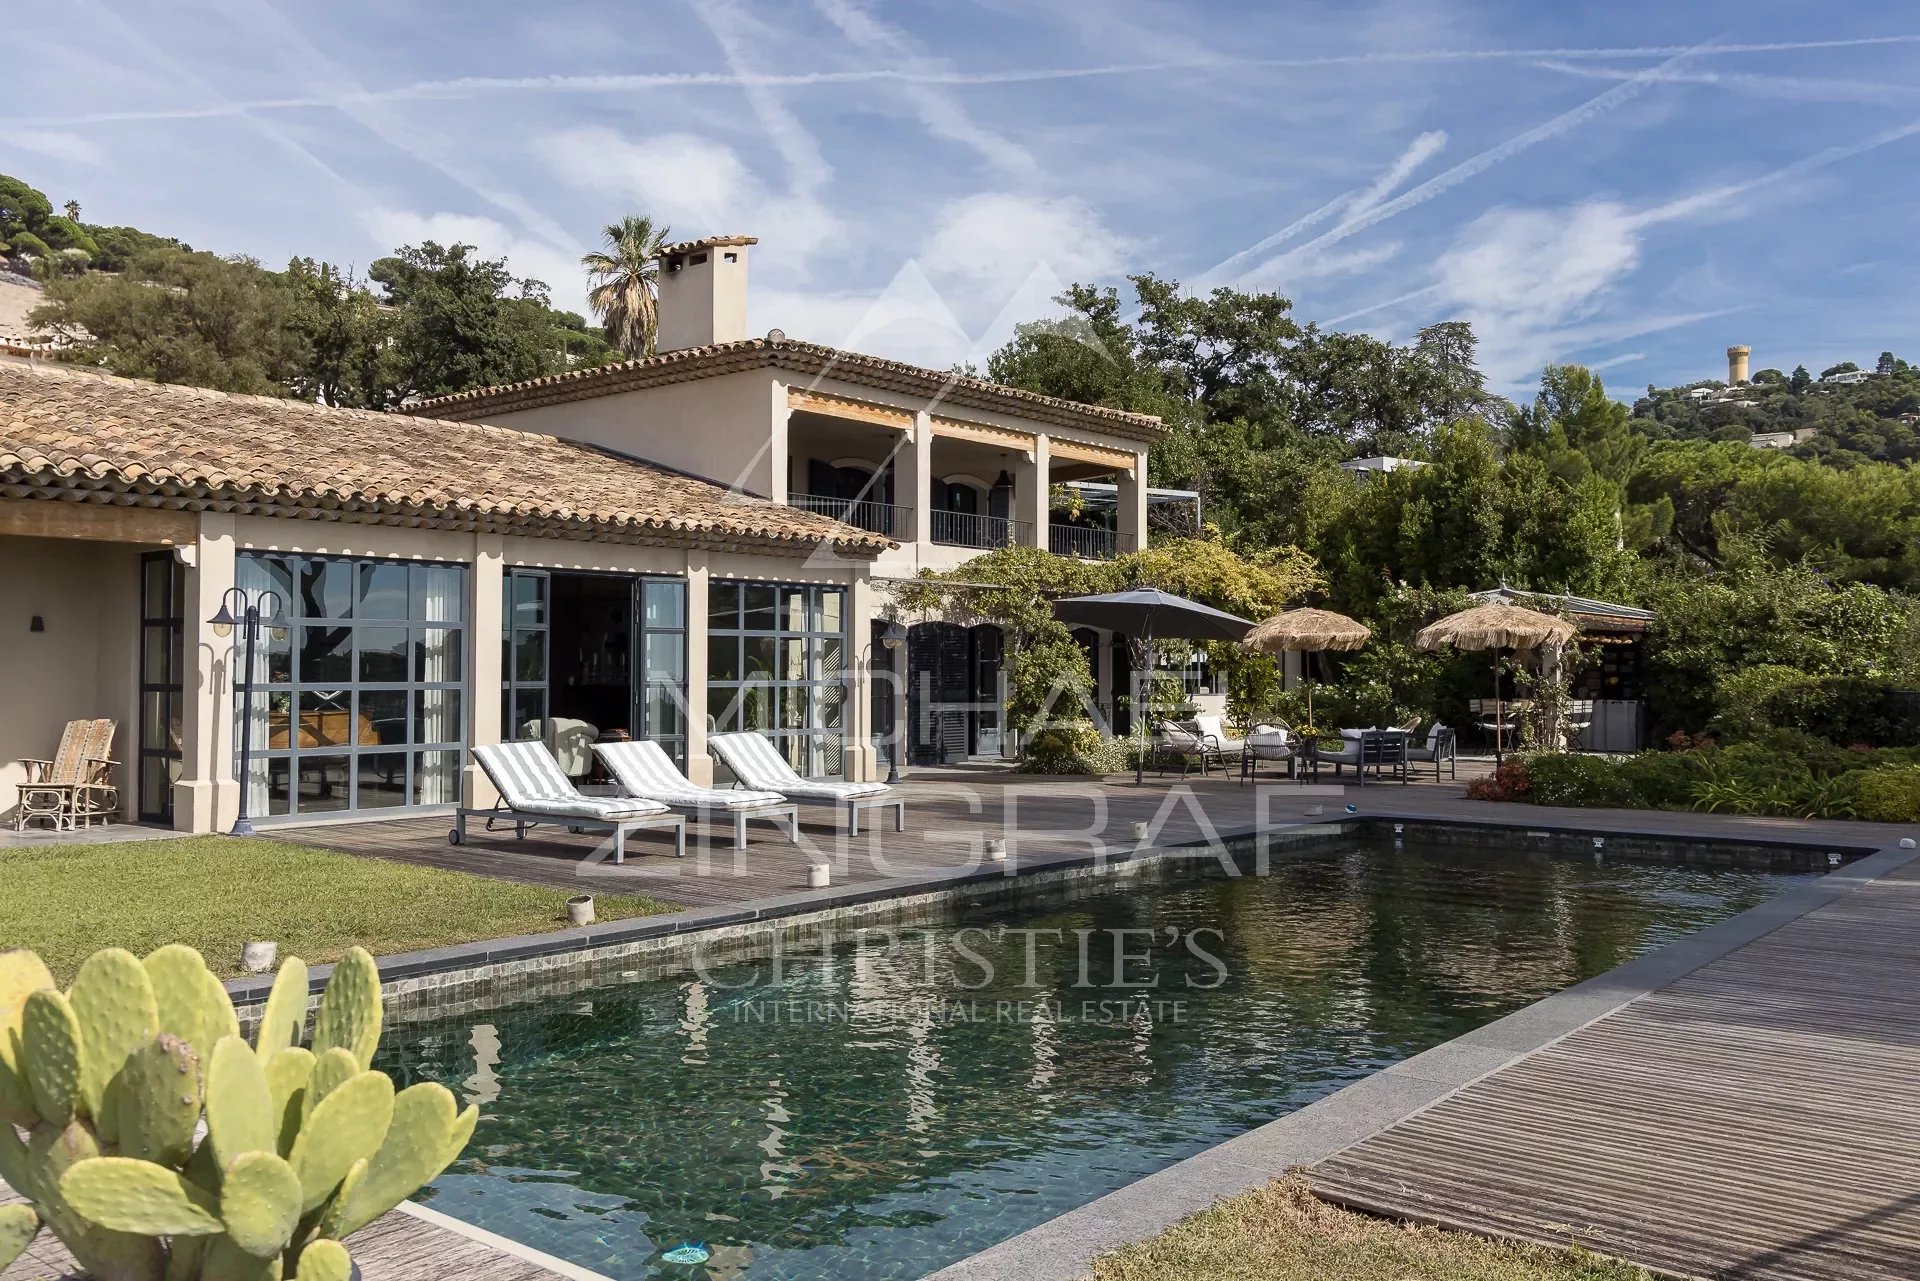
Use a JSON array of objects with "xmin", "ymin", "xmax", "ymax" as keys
[
  {"xmin": 1493, "ymin": 650, "xmax": 1503, "ymax": 764},
  {"xmin": 1136, "ymin": 634, "xmax": 1153, "ymax": 785}
]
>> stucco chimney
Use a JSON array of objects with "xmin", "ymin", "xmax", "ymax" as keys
[
  {"xmin": 653, "ymin": 235, "xmax": 757, "ymax": 353},
  {"xmin": 1727, "ymin": 344, "xmax": 1751, "ymax": 385}
]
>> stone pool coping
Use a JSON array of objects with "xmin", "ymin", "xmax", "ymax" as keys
[{"xmin": 919, "ymin": 833, "xmax": 1920, "ymax": 1281}]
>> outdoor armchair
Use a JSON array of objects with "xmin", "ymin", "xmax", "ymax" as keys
[
  {"xmin": 708, "ymin": 732, "xmax": 904, "ymax": 836},
  {"xmin": 1405, "ymin": 724, "xmax": 1458, "ymax": 780},
  {"xmin": 1240, "ymin": 723, "xmax": 1297, "ymax": 784},
  {"xmin": 594, "ymin": 738, "xmax": 799, "ymax": 850},
  {"xmin": 456, "ymin": 740, "xmax": 686, "ymax": 861},
  {"xmin": 1154, "ymin": 720, "xmax": 1224, "ymax": 777},
  {"xmin": 15, "ymin": 718, "xmax": 116, "ymax": 832}
]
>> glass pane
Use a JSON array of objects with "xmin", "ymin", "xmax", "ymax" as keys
[
  {"xmin": 739, "ymin": 685, "xmax": 774, "ymax": 732},
  {"xmin": 142, "ymin": 691, "xmax": 172, "ymax": 751},
  {"xmin": 818, "ymin": 682, "xmax": 846, "ymax": 729},
  {"xmin": 514, "ymin": 630, "xmax": 546, "ymax": 682},
  {"xmin": 817, "ymin": 589, "xmax": 843, "ymax": 634},
  {"xmin": 743, "ymin": 637, "xmax": 776, "ymax": 681},
  {"xmin": 297, "ymin": 690, "xmax": 354, "ymax": 748},
  {"xmin": 143, "ymin": 625, "xmax": 171, "ymax": 684},
  {"xmin": 644, "ymin": 634, "xmax": 684, "ymax": 683},
  {"xmin": 412, "ymin": 564, "xmax": 465, "ymax": 623},
  {"xmin": 512, "ymin": 573, "xmax": 547, "ymax": 625},
  {"xmin": 142, "ymin": 557, "xmax": 171, "ymax": 617},
  {"xmin": 242, "ymin": 555, "xmax": 298, "ymax": 611},
  {"xmin": 357, "ymin": 627, "xmax": 409, "ymax": 682},
  {"xmin": 171, "ymin": 627, "xmax": 185, "ymax": 684},
  {"xmin": 300, "ymin": 625, "xmax": 351, "ymax": 683},
  {"xmin": 297, "ymin": 755, "xmax": 350, "ymax": 814},
  {"xmin": 355, "ymin": 753, "xmax": 408, "ymax": 809},
  {"xmin": 297, "ymin": 560, "xmax": 351, "ymax": 620},
  {"xmin": 264, "ymin": 756, "xmax": 293, "ymax": 817},
  {"xmin": 264, "ymin": 628, "xmax": 291, "ymax": 684},
  {"xmin": 357, "ymin": 563, "xmax": 409, "ymax": 619},
  {"xmin": 415, "ymin": 627, "xmax": 463, "ymax": 682},
  {"xmin": 779, "ymin": 686, "xmax": 810, "ymax": 730},
  {"xmin": 511, "ymin": 690, "xmax": 545, "ymax": 739},
  {"xmin": 817, "ymin": 635, "xmax": 846, "ymax": 680},
  {"xmin": 781, "ymin": 589, "xmax": 808, "ymax": 632},
  {"xmin": 644, "ymin": 579, "xmax": 685, "ymax": 630},
  {"xmin": 706, "ymin": 686, "xmax": 741, "ymax": 733},
  {"xmin": 644, "ymin": 684, "xmax": 685, "ymax": 739},
  {"xmin": 707, "ymin": 636, "xmax": 739, "ymax": 682},
  {"xmin": 781, "ymin": 735, "xmax": 809, "ymax": 773},
  {"xmin": 139, "ymin": 763, "xmax": 168, "ymax": 818},
  {"xmin": 779, "ymin": 637, "xmax": 807, "ymax": 682},
  {"xmin": 415, "ymin": 688, "xmax": 463, "ymax": 746},
  {"xmin": 818, "ymin": 735, "xmax": 844, "ymax": 777},
  {"xmin": 415, "ymin": 750, "xmax": 459, "ymax": 805},
  {"xmin": 743, "ymin": 585, "xmax": 775, "ymax": 630},
  {"xmin": 709, "ymin": 581, "xmax": 739, "ymax": 628},
  {"xmin": 357, "ymin": 690, "xmax": 407, "ymax": 746}
]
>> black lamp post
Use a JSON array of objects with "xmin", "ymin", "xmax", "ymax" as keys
[
  {"xmin": 210, "ymin": 586, "xmax": 287, "ymax": 836},
  {"xmin": 873, "ymin": 621, "xmax": 908, "ymax": 785}
]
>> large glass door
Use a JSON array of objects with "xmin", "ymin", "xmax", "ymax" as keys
[
  {"xmin": 138, "ymin": 552, "xmax": 185, "ymax": 824},
  {"xmin": 635, "ymin": 577, "xmax": 688, "ymax": 766},
  {"xmin": 503, "ymin": 569, "xmax": 549, "ymax": 741}
]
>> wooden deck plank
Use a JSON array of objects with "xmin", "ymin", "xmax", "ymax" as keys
[{"xmin": 1311, "ymin": 865, "xmax": 1920, "ymax": 1281}]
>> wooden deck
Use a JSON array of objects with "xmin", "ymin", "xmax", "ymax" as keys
[
  {"xmin": 1310, "ymin": 857, "xmax": 1920, "ymax": 1281},
  {"xmin": 0, "ymin": 1187, "xmax": 589, "ymax": 1281}
]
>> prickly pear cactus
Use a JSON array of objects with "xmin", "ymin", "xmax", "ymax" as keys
[{"xmin": 0, "ymin": 946, "xmax": 478, "ymax": 1280}]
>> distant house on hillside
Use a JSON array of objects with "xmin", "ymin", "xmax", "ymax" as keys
[
  {"xmin": 1340, "ymin": 455, "xmax": 1426, "ymax": 477},
  {"xmin": 1822, "ymin": 370, "xmax": 1875, "ymax": 386},
  {"xmin": 1684, "ymin": 387, "xmax": 1715, "ymax": 400},
  {"xmin": 1751, "ymin": 428, "xmax": 1817, "ymax": 450}
]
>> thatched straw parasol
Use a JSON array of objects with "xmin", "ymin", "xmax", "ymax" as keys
[
  {"xmin": 1243, "ymin": 608, "xmax": 1371, "ymax": 728},
  {"xmin": 1415, "ymin": 603, "xmax": 1578, "ymax": 760}
]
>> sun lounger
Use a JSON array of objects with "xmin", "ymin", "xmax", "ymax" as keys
[
  {"xmin": 594, "ymin": 738, "xmax": 799, "ymax": 850},
  {"xmin": 454, "ymin": 740, "xmax": 686, "ymax": 861},
  {"xmin": 707, "ymin": 732, "xmax": 904, "ymax": 835}
]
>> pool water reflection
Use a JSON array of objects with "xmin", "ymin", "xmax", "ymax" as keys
[{"xmin": 378, "ymin": 839, "xmax": 1808, "ymax": 1280}]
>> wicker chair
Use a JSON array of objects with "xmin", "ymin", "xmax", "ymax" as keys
[{"xmin": 15, "ymin": 718, "xmax": 117, "ymax": 831}]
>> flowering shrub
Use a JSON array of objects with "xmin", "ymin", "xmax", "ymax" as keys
[{"xmin": 1466, "ymin": 757, "xmax": 1532, "ymax": 802}]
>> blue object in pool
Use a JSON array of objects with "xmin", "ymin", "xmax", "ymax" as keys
[
  {"xmin": 661, "ymin": 1243, "xmax": 710, "ymax": 1265},
  {"xmin": 1345, "ymin": 803, "xmax": 1358, "ymax": 815}
]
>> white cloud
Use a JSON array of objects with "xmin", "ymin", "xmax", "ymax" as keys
[
  {"xmin": 8, "ymin": 130, "xmax": 105, "ymax": 166},
  {"xmin": 361, "ymin": 208, "xmax": 588, "ymax": 312},
  {"xmin": 919, "ymin": 192, "xmax": 1130, "ymax": 294},
  {"xmin": 542, "ymin": 127, "xmax": 844, "ymax": 271}
]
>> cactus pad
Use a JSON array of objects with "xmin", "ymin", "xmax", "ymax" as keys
[
  {"xmin": 59, "ymin": 1156, "xmax": 226, "ymax": 1236},
  {"xmin": 310, "ymin": 949, "xmax": 381, "ymax": 1072},
  {"xmin": 199, "ymin": 1233, "xmax": 286, "ymax": 1281},
  {"xmin": 0, "ymin": 1204, "xmax": 39, "ymax": 1272},
  {"xmin": 301, "ymin": 1047, "xmax": 359, "ymax": 1124},
  {"xmin": 331, "ymin": 1082, "xmax": 463, "ymax": 1239},
  {"xmin": 288, "ymin": 1070, "xmax": 393, "ymax": 1212},
  {"xmin": 293, "ymin": 1238, "xmax": 352, "ymax": 1281},
  {"xmin": 22, "ymin": 988, "xmax": 84, "ymax": 1127},
  {"xmin": 115, "ymin": 1033, "xmax": 202, "ymax": 1167},
  {"xmin": 207, "ymin": 1036, "xmax": 276, "ymax": 1167},
  {"xmin": 254, "ymin": 958, "xmax": 310, "ymax": 1061},
  {"xmin": 67, "ymin": 947, "xmax": 160, "ymax": 1135},
  {"xmin": 0, "ymin": 949, "xmax": 55, "ymax": 1128},
  {"xmin": 145, "ymin": 945, "xmax": 240, "ymax": 1067},
  {"xmin": 219, "ymin": 1151, "xmax": 304, "ymax": 1257},
  {"xmin": 263, "ymin": 1047, "xmax": 315, "ymax": 1157}
]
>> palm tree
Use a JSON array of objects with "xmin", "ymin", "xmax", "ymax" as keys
[{"xmin": 582, "ymin": 215, "xmax": 670, "ymax": 358}]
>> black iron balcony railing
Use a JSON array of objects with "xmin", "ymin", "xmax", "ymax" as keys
[
  {"xmin": 928, "ymin": 509, "xmax": 1033, "ymax": 549},
  {"xmin": 790, "ymin": 493, "xmax": 913, "ymax": 539},
  {"xmin": 1049, "ymin": 523, "xmax": 1133, "ymax": 560}
]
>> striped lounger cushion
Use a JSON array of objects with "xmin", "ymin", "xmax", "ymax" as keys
[
  {"xmin": 473, "ymin": 741, "xmax": 666, "ymax": 820},
  {"xmin": 595, "ymin": 740, "xmax": 787, "ymax": 810},
  {"xmin": 708, "ymin": 732, "xmax": 892, "ymax": 801}
]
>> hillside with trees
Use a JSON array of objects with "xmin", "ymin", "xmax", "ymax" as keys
[
  {"xmin": 1630, "ymin": 353, "xmax": 1920, "ymax": 465},
  {"xmin": 2, "ymin": 169, "xmax": 620, "ymax": 404}
]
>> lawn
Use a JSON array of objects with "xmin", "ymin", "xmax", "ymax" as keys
[
  {"xmin": 0, "ymin": 836, "xmax": 675, "ymax": 982},
  {"xmin": 1091, "ymin": 1176, "xmax": 1651, "ymax": 1281}
]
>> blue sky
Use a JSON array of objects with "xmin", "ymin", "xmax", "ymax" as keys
[{"xmin": 11, "ymin": 0, "xmax": 1920, "ymax": 397}]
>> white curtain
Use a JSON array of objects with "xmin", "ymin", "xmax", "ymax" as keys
[
  {"xmin": 415, "ymin": 564, "xmax": 463, "ymax": 805},
  {"xmin": 233, "ymin": 555, "xmax": 277, "ymax": 816}
]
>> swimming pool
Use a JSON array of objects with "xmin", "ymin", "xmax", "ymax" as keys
[{"xmin": 377, "ymin": 837, "xmax": 1808, "ymax": 1280}]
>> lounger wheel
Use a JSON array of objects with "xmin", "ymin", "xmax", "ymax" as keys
[
  {"xmin": 568, "ymin": 824, "xmax": 586, "ymax": 835},
  {"xmin": 447, "ymin": 827, "xmax": 463, "ymax": 846}
]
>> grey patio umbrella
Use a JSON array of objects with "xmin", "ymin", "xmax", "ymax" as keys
[{"xmin": 1051, "ymin": 588, "xmax": 1256, "ymax": 783}]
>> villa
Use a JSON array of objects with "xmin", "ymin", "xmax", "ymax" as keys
[{"xmin": 0, "ymin": 233, "xmax": 1177, "ymax": 832}]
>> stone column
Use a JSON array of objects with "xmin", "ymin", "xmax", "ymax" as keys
[
  {"xmin": 464, "ymin": 533, "xmax": 504, "ymax": 809},
  {"xmin": 684, "ymin": 554, "xmax": 713, "ymax": 786},
  {"xmin": 1116, "ymin": 451, "xmax": 1148, "ymax": 553},
  {"xmin": 844, "ymin": 574, "xmax": 881, "ymax": 782},
  {"xmin": 903, "ymin": 410, "xmax": 932, "ymax": 548},
  {"xmin": 173, "ymin": 512, "xmax": 236, "ymax": 833},
  {"xmin": 1016, "ymin": 433, "xmax": 1050, "ymax": 549}
]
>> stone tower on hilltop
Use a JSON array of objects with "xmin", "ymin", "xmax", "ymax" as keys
[{"xmin": 1727, "ymin": 344, "xmax": 1751, "ymax": 385}]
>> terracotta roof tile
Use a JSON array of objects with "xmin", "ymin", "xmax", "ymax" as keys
[
  {"xmin": 0, "ymin": 360, "xmax": 891, "ymax": 556},
  {"xmin": 411, "ymin": 336, "xmax": 1166, "ymax": 442}
]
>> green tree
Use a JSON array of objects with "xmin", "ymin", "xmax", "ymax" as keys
[
  {"xmin": 1789, "ymin": 364, "xmax": 1812, "ymax": 393},
  {"xmin": 28, "ymin": 248, "xmax": 305, "ymax": 393},
  {"xmin": 0, "ymin": 172, "xmax": 51, "ymax": 236},
  {"xmin": 582, "ymin": 214, "xmax": 670, "ymax": 358},
  {"xmin": 33, "ymin": 216, "xmax": 99, "ymax": 257},
  {"xmin": 369, "ymin": 241, "xmax": 573, "ymax": 400},
  {"xmin": 283, "ymin": 257, "xmax": 395, "ymax": 408}
]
